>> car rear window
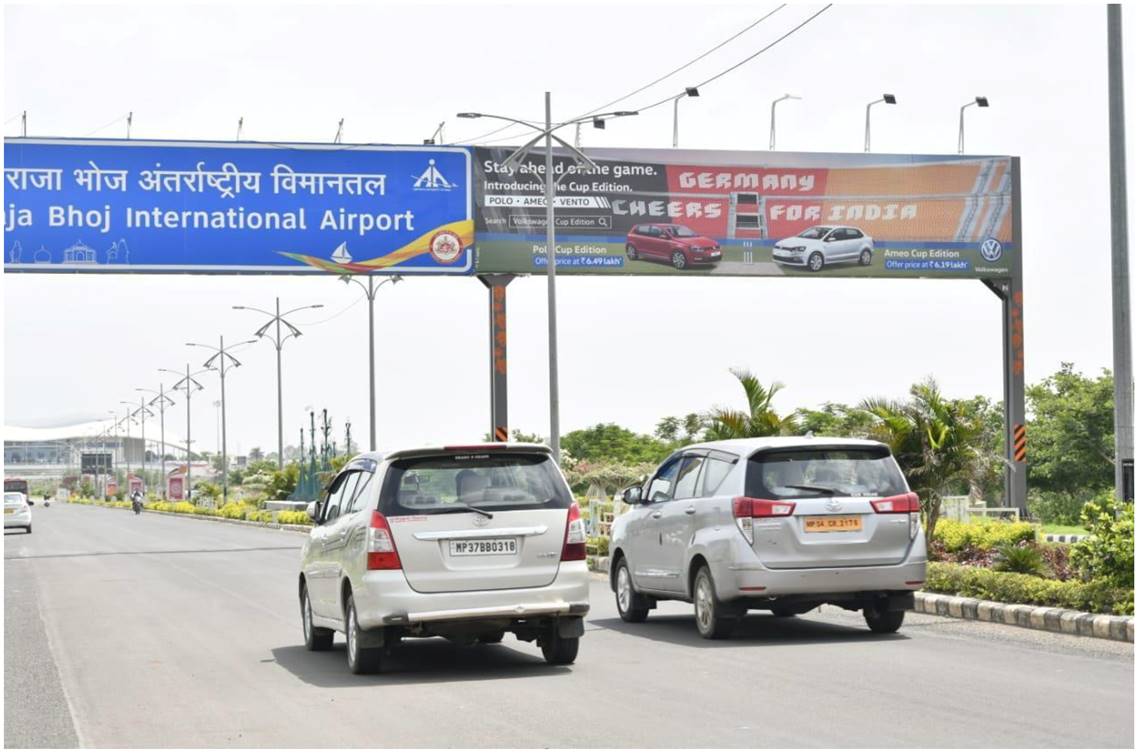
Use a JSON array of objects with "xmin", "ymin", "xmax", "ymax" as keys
[
  {"xmin": 381, "ymin": 452, "xmax": 573, "ymax": 515},
  {"xmin": 4, "ymin": 493, "xmax": 23, "ymax": 505},
  {"xmin": 746, "ymin": 446, "xmax": 907, "ymax": 500}
]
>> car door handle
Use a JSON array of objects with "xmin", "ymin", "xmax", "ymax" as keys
[
  {"xmin": 685, "ymin": 506, "xmax": 696, "ymax": 515},
  {"xmin": 651, "ymin": 511, "xmax": 663, "ymax": 519}
]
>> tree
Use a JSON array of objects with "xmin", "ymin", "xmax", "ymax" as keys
[
  {"xmin": 249, "ymin": 447, "xmax": 264, "ymax": 462},
  {"xmin": 704, "ymin": 369, "xmax": 796, "ymax": 440},
  {"xmin": 862, "ymin": 379, "xmax": 995, "ymax": 540},
  {"xmin": 561, "ymin": 424, "xmax": 672, "ymax": 465},
  {"xmin": 654, "ymin": 416, "xmax": 680, "ymax": 442},
  {"xmin": 1026, "ymin": 364, "xmax": 1115, "ymax": 498},
  {"xmin": 794, "ymin": 402, "xmax": 876, "ymax": 437}
]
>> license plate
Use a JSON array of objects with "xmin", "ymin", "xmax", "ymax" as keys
[
  {"xmin": 4, "ymin": 508, "xmax": 14, "ymax": 515},
  {"xmin": 449, "ymin": 538, "xmax": 517, "ymax": 556},
  {"xmin": 804, "ymin": 515, "xmax": 862, "ymax": 533}
]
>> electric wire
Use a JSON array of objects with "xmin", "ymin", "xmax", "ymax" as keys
[{"xmin": 79, "ymin": 113, "xmax": 131, "ymax": 138}]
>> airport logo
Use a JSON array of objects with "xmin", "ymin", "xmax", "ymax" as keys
[
  {"xmin": 412, "ymin": 159, "xmax": 457, "ymax": 191},
  {"xmin": 429, "ymin": 229, "xmax": 464, "ymax": 264}
]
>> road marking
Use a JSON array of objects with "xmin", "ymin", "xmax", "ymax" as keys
[{"xmin": 5, "ymin": 546, "xmax": 299, "ymax": 561}]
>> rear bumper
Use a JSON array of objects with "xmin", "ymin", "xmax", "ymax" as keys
[
  {"xmin": 719, "ymin": 546, "xmax": 927, "ymax": 599},
  {"xmin": 353, "ymin": 561, "xmax": 591, "ymax": 631},
  {"xmin": 4, "ymin": 511, "xmax": 31, "ymax": 527}
]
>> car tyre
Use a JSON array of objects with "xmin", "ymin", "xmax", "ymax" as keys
[
  {"xmin": 626, "ymin": 243, "xmax": 639, "ymax": 261},
  {"xmin": 615, "ymin": 558, "xmax": 650, "ymax": 623},
  {"xmin": 693, "ymin": 565, "xmax": 738, "ymax": 640},
  {"xmin": 671, "ymin": 251, "xmax": 688, "ymax": 270},
  {"xmin": 807, "ymin": 251, "xmax": 824, "ymax": 272},
  {"xmin": 859, "ymin": 248, "xmax": 873, "ymax": 266},
  {"xmin": 301, "ymin": 583, "xmax": 333, "ymax": 651},
  {"xmin": 25, "ymin": 525, "xmax": 32, "ymax": 534},
  {"xmin": 540, "ymin": 631, "xmax": 579, "ymax": 665},
  {"xmin": 478, "ymin": 631, "xmax": 505, "ymax": 644},
  {"xmin": 345, "ymin": 594, "xmax": 384, "ymax": 674},
  {"xmin": 864, "ymin": 605, "xmax": 906, "ymax": 634}
]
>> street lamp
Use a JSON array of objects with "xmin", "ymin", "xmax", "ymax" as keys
[
  {"xmin": 186, "ymin": 337, "xmax": 257, "ymax": 506},
  {"xmin": 339, "ymin": 276, "xmax": 400, "ymax": 452},
  {"xmin": 137, "ymin": 386, "xmax": 176, "ymax": 498},
  {"xmin": 864, "ymin": 93, "xmax": 897, "ymax": 152},
  {"xmin": 458, "ymin": 99, "xmax": 639, "ymax": 461},
  {"xmin": 769, "ymin": 94, "xmax": 801, "ymax": 150},
  {"xmin": 957, "ymin": 96, "xmax": 990, "ymax": 154},
  {"xmin": 117, "ymin": 401, "xmax": 143, "ymax": 490},
  {"xmin": 233, "ymin": 299, "xmax": 324, "ymax": 468},
  {"xmin": 159, "ymin": 366, "xmax": 208, "ymax": 500},
  {"xmin": 672, "ymin": 87, "xmax": 700, "ymax": 148}
]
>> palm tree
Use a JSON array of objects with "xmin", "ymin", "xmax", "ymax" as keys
[
  {"xmin": 705, "ymin": 369, "xmax": 796, "ymax": 440},
  {"xmin": 862, "ymin": 378, "xmax": 993, "ymax": 541}
]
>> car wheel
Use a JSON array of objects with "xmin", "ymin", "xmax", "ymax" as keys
[
  {"xmin": 25, "ymin": 525, "xmax": 32, "ymax": 534},
  {"xmin": 859, "ymin": 248, "xmax": 873, "ymax": 266},
  {"xmin": 345, "ymin": 594, "xmax": 383, "ymax": 674},
  {"xmin": 864, "ymin": 605, "xmax": 906, "ymax": 634},
  {"xmin": 693, "ymin": 565, "xmax": 738, "ymax": 639},
  {"xmin": 301, "ymin": 583, "xmax": 333, "ymax": 651},
  {"xmin": 626, "ymin": 243, "xmax": 638, "ymax": 261},
  {"xmin": 540, "ymin": 630, "xmax": 579, "ymax": 665},
  {"xmin": 807, "ymin": 251, "xmax": 824, "ymax": 272},
  {"xmin": 478, "ymin": 631, "xmax": 505, "ymax": 644},
  {"xmin": 671, "ymin": 251, "xmax": 688, "ymax": 270},
  {"xmin": 615, "ymin": 558, "xmax": 649, "ymax": 623}
]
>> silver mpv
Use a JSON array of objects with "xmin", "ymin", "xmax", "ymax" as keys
[
  {"xmin": 609, "ymin": 437, "xmax": 926, "ymax": 639},
  {"xmin": 299, "ymin": 444, "xmax": 590, "ymax": 674}
]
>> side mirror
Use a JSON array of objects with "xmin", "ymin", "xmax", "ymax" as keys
[
  {"xmin": 305, "ymin": 501, "xmax": 320, "ymax": 523},
  {"xmin": 622, "ymin": 486, "xmax": 642, "ymax": 505}
]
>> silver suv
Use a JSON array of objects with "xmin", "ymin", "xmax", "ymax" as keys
[
  {"xmin": 299, "ymin": 444, "xmax": 590, "ymax": 674},
  {"xmin": 609, "ymin": 437, "xmax": 926, "ymax": 639}
]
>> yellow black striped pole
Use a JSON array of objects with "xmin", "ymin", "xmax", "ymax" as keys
[{"xmin": 1013, "ymin": 423, "xmax": 1027, "ymax": 462}]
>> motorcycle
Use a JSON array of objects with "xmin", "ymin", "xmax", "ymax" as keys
[
  {"xmin": 43, "ymin": 497, "xmax": 51, "ymax": 508},
  {"xmin": 131, "ymin": 496, "xmax": 143, "ymax": 515}
]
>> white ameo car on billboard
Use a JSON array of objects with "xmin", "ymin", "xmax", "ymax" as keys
[{"xmin": 772, "ymin": 226, "xmax": 875, "ymax": 272}]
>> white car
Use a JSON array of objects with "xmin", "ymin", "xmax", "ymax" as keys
[
  {"xmin": 4, "ymin": 492, "xmax": 32, "ymax": 533},
  {"xmin": 298, "ymin": 444, "xmax": 590, "ymax": 674},
  {"xmin": 772, "ymin": 225, "xmax": 874, "ymax": 272}
]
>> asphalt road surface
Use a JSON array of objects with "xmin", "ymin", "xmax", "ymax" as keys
[{"xmin": 4, "ymin": 503, "xmax": 1134, "ymax": 748}]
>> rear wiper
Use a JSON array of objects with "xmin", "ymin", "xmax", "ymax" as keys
[
  {"xmin": 449, "ymin": 502, "xmax": 494, "ymax": 519},
  {"xmin": 784, "ymin": 484, "xmax": 849, "ymax": 497}
]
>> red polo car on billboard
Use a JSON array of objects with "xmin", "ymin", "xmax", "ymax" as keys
[{"xmin": 625, "ymin": 223, "xmax": 722, "ymax": 270}]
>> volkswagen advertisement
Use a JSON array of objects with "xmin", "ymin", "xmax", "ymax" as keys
[{"xmin": 472, "ymin": 146, "xmax": 1018, "ymax": 279}]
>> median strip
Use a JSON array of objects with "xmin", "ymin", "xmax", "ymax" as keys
[{"xmin": 912, "ymin": 591, "xmax": 1134, "ymax": 643}]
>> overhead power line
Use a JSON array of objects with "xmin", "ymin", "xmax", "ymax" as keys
[{"xmin": 447, "ymin": 6, "xmax": 786, "ymax": 146}]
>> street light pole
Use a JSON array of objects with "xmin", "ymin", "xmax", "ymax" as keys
[
  {"xmin": 340, "ymin": 275, "xmax": 400, "ymax": 451},
  {"xmin": 137, "ymin": 385, "xmax": 175, "ymax": 499},
  {"xmin": 957, "ymin": 96, "xmax": 990, "ymax": 154},
  {"xmin": 671, "ymin": 87, "xmax": 700, "ymax": 148},
  {"xmin": 457, "ymin": 102, "xmax": 638, "ymax": 461},
  {"xmin": 769, "ymin": 94, "xmax": 801, "ymax": 150},
  {"xmin": 233, "ymin": 298, "xmax": 323, "ymax": 467},
  {"xmin": 161, "ymin": 364, "xmax": 207, "ymax": 500},
  {"xmin": 864, "ymin": 93, "xmax": 897, "ymax": 152},
  {"xmin": 187, "ymin": 337, "xmax": 256, "ymax": 506}
]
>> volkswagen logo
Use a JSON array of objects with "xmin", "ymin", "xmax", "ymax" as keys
[{"xmin": 980, "ymin": 237, "xmax": 1003, "ymax": 262}]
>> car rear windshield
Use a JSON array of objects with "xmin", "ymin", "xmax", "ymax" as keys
[
  {"xmin": 380, "ymin": 452, "xmax": 573, "ymax": 515},
  {"xmin": 746, "ymin": 446, "xmax": 908, "ymax": 500},
  {"xmin": 4, "ymin": 493, "xmax": 22, "ymax": 505}
]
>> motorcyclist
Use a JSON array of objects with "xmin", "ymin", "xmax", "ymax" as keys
[{"xmin": 131, "ymin": 489, "xmax": 144, "ymax": 515}]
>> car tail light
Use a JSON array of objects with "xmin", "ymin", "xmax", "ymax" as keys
[
  {"xmin": 871, "ymin": 492, "xmax": 921, "ymax": 538},
  {"xmin": 732, "ymin": 497, "xmax": 796, "ymax": 545},
  {"xmin": 561, "ymin": 502, "xmax": 586, "ymax": 561},
  {"xmin": 366, "ymin": 510, "xmax": 402, "ymax": 570}
]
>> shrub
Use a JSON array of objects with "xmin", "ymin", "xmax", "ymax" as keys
[
  {"xmin": 931, "ymin": 519, "xmax": 1036, "ymax": 553},
  {"xmin": 992, "ymin": 543, "xmax": 1046, "ymax": 576},
  {"xmin": 1070, "ymin": 493, "xmax": 1133, "ymax": 589},
  {"xmin": 277, "ymin": 510, "xmax": 312, "ymax": 526},
  {"xmin": 586, "ymin": 535, "xmax": 610, "ymax": 556},
  {"xmin": 1027, "ymin": 490, "xmax": 1087, "ymax": 526},
  {"xmin": 924, "ymin": 562, "xmax": 1132, "ymax": 615},
  {"xmin": 1039, "ymin": 543, "xmax": 1074, "ymax": 581},
  {"xmin": 245, "ymin": 510, "xmax": 275, "ymax": 523}
]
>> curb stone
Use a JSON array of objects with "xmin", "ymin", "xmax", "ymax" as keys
[{"xmin": 912, "ymin": 591, "xmax": 1133, "ymax": 643}]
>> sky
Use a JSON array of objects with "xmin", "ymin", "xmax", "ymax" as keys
[{"xmin": 2, "ymin": 1, "xmax": 1138, "ymax": 458}]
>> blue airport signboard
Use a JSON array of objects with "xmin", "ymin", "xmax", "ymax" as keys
[{"xmin": 4, "ymin": 138, "xmax": 473, "ymax": 274}]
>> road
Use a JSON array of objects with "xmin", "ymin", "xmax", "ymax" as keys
[{"xmin": 4, "ymin": 503, "xmax": 1133, "ymax": 748}]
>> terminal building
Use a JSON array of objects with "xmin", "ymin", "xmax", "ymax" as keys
[{"xmin": 5, "ymin": 420, "xmax": 162, "ymax": 482}]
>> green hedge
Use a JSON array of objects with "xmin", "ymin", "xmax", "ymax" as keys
[
  {"xmin": 70, "ymin": 498, "xmax": 312, "ymax": 528},
  {"xmin": 276, "ymin": 510, "xmax": 312, "ymax": 525},
  {"xmin": 925, "ymin": 562, "xmax": 1133, "ymax": 616},
  {"xmin": 931, "ymin": 519, "xmax": 1037, "ymax": 553}
]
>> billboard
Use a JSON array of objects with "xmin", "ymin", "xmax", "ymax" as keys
[
  {"xmin": 4, "ymin": 138, "xmax": 474, "ymax": 274},
  {"xmin": 472, "ymin": 147, "xmax": 1018, "ymax": 279},
  {"xmin": 81, "ymin": 452, "xmax": 112, "ymax": 475}
]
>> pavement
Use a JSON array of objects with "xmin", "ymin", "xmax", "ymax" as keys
[{"xmin": 4, "ymin": 503, "xmax": 1134, "ymax": 748}]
